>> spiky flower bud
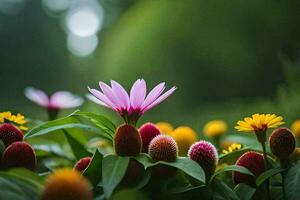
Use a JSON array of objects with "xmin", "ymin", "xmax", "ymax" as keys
[
  {"xmin": 139, "ymin": 122, "xmax": 161, "ymax": 153},
  {"xmin": 2, "ymin": 141, "xmax": 36, "ymax": 171},
  {"xmin": 148, "ymin": 135, "xmax": 178, "ymax": 162},
  {"xmin": 188, "ymin": 140, "xmax": 218, "ymax": 179},
  {"xmin": 41, "ymin": 168, "xmax": 92, "ymax": 200},
  {"xmin": 0, "ymin": 123, "xmax": 23, "ymax": 147},
  {"xmin": 74, "ymin": 157, "xmax": 92, "ymax": 172},
  {"xmin": 233, "ymin": 151, "xmax": 265, "ymax": 187},
  {"xmin": 114, "ymin": 124, "xmax": 142, "ymax": 156},
  {"xmin": 269, "ymin": 127, "xmax": 296, "ymax": 161}
]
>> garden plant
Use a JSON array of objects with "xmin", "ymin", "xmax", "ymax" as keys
[{"xmin": 0, "ymin": 79, "xmax": 300, "ymax": 200}]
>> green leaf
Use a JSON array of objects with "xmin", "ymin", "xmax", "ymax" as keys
[
  {"xmin": 211, "ymin": 178, "xmax": 239, "ymax": 200},
  {"xmin": 83, "ymin": 149, "xmax": 103, "ymax": 186},
  {"xmin": 134, "ymin": 155, "xmax": 205, "ymax": 183},
  {"xmin": 284, "ymin": 161, "xmax": 300, "ymax": 200},
  {"xmin": 24, "ymin": 110, "xmax": 115, "ymax": 141},
  {"xmin": 72, "ymin": 111, "xmax": 116, "ymax": 136},
  {"xmin": 234, "ymin": 184, "xmax": 256, "ymax": 200},
  {"xmin": 0, "ymin": 177, "xmax": 26, "ymax": 200},
  {"xmin": 63, "ymin": 130, "xmax": 92, "ymax": 160},
  {"xmin": 219, "ymin": 146, "xmax": 251, "ymax": 164},
  {"xmin": 256, "ymin": 167, "xmax": 284, "ymax": 186},
  {"xmin": 102, "ymin": 154, "xmax": 130, "ymax": 198},
  {"xmin": 210, "ymin": 165, "xmax": 254, "ymax": 183},
  {"xmin": 0, "ymin": 168, "xmax": 45, "ymax": 200},
  {"xmin": 166, "ymin": 184, "xmax": 206, "ymax": 194}
]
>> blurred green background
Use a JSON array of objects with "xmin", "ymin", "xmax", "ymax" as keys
[{"xmin": 1, "ymin": 0, "xmax": 300, "ymax": 132}]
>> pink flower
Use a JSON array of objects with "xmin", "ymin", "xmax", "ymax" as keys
[
  {"xmin": 25, "ymin": 87, "xmax": 83, "ymax": 119},
  {"xmin": 88, "ymin": 79, "xmax": 176, "ymax": 124}
]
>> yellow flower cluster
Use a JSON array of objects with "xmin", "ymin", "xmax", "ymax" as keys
[
  {"xmin": 235, "ymin": 113, "xmax": 284, "ymax": 133},
  {"xmin": 156, "ymin": 122, "xmax": 197, "ymax": 156},
  {"xmin": 155, "ymin": 122, "xmax": 174, "ymax": 135},
  {"xmin": 291, "ymin": 120, "xmax": 300, "ymax": 138},
  {"xmin": 222, "ymin": 143, "xmax": 242, "ymax": 154},
  {"xmin": 0, "ymin": 111, "xmax": 28, "ymax": 131},
  {"xmin": 203, "ymin": 120, "xmax": 227, "ymax": 137}
]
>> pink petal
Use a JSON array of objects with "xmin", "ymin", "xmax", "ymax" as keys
[
  {"xmin": 142, "ymin": 86, "xmax": 176, "ymax": 112},
  {"xmin": 50, "ymin": 91, "xmax": 83, "ymax": 109},
  {"xmin": 88, "ymin": 87, "xmax": 117, "ymax": 110},
  {"xmin": 130, "ymin": 79, "xmax": 146, "ymax": 109},
  {"xmin": 111, "ymin": 80, "xmax": 130, "ymax": 109},
  {"xmin": 24, "ymin": 87, "xmax": 49, "ymax": 107},
  {"xmin": 141, "ymin": 82, "xmax": 165, "ymax": 109},
  {"xmin": 99, "ymin": 82, "xmax": 122, "ymax": 108},
  {"xmin": 85, "ymin": 94, "xmax": 109, "ymax": 107}
]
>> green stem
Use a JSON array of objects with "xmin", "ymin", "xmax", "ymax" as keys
[
  {"xmin": 280, "ymin": 160, "xmax": 287, "ymax": 200},
  {"xmin": 261, "ymin": 141, "xmax": 271, "ymax": 200}
]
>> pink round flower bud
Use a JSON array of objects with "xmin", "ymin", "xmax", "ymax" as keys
[
  {"xmin": 2, "ymin": 141, "xmax": 36, "ymax": 171},
  {"xmin": 74, "ymin": 157, "xmax": 92, "ymax": 172},
  {"xmin": 0, "ymin": 123, "xmax": 23, "ymax": 147},
  {"xmin": 188, "ymin": 140, "xmax": 218, "ymax": 179},
  {"xmin": 233, "ymin": 151, "xmax": 265, "ymax": 187},
  {"xmin": 139, "ymin": 122, "xmax": 161, "ymax": 153}
]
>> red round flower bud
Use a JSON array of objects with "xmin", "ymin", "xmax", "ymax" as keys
[
  {"xmin": 269, "ymin": 127, "xmax": 296, "ymax": 160},
  {"xmin": 233, "ymin": 151, "xmax": 265, "ymax": 187},
  {"xmin": 114, "ymin": 124, "xmax": 142, "ymax": 156},
  {"xmin": 148, "ymin": 135, "xmax": 178, "ymax": 162},
  {"xmin": 139, "ymin": 122, "xmax": 161, "ymax": 153},
  {"xmin": 2, "ymin": 141, "xmax": 36, "ymax": 171},
  {"xmin": 74, "ymin": 157, "xmax": 92, "ymax": 172},
  {"xmin": 188, "ymin": 140, "xmax": 218, "ymax": 179},
  {"xmin": 0, "ymin": 123, "xmax": 23, "ymax": 147}
]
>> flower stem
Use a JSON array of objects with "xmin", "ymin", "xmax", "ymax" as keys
[
  {"xmin": 261, "ymin": 141, "xmax": 271, "ymax": 200},
  {"xmin": 280, "ymin": 160, "xmax": 287, "ymax": 200}
]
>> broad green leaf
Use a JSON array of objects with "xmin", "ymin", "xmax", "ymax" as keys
[
  {"xmin": 234, "ymin": 184, "xmax": 256, "ymax": 200},
  {"xmin": 256, "ymin": 167, "xmax": 284, "ymax": 186},
  {"xmin": 102, "ymin": 154, "xmax": 130, "ymax": 198},
  {"xmin": 134, "ymin": 155, "xmax": 206, "ymax": 183},
  {"xmin": 0, "ymin": 177, "xmax": 26, "ymax": 200},
  {"xmin": 63, "ymin": 130, "xmax": 92, "ymax": 160},
  {"xmin": 210, "ymin": 165, "xmax": 254, "ymax": 183},
  {"xmin": 211, "ymin": 178, "xmax": 239, "ymax": 200},
  {"xmin": 284, "ymin": 161, "xmax": 300, "ymax": 200},
  {"xmin": 83, "ymin": 149, "xmax": 103, "ymax": 186},
  {"xmin": 0, "ymin": 168, "xmax": 44, "ymax": 200},
  {"xmin": 72, "ymin": 111, "xmax": 116, "ymax": 136},
  {"xmin": 24, "ymin": 111, "xmax": 114, "ymax": 141}
]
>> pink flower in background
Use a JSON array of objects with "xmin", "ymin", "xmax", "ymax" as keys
[
  {"xmin": 24, "ymin": 87, "xmax": 83, "ymax": 119},
  {"xmin": 88, "ymin": 79, "xmax": 176, "ymax": 124}
]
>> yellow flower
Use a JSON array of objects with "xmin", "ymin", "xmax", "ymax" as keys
[
  {"xmin": 203, "ymin": 120, "xmax": 227, "ymax": 137},
  {"xmin": 41, "ymin": 168, "xmax": 92, "ymax": 200},
  {"xmin": 156, "ymin": 122, "xmax": 174, "ymax": 135},
  {"xmin": 0, "ymin": 111, "xmax": 28, "ymax": 131},
  {"xmin": 291, "ymin": 120, "xmax": 300, "ymax": 138},
  {"xmin": 170, "ymin": 126, "xmax": 197, "ymax": 156},
  {"xmin": 222, "ymin": 143, "xmax": 243, "ymax": 154},
  {"xmin": 235, "ymin": 113, "xmax": 284, "ymax": 133}
]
